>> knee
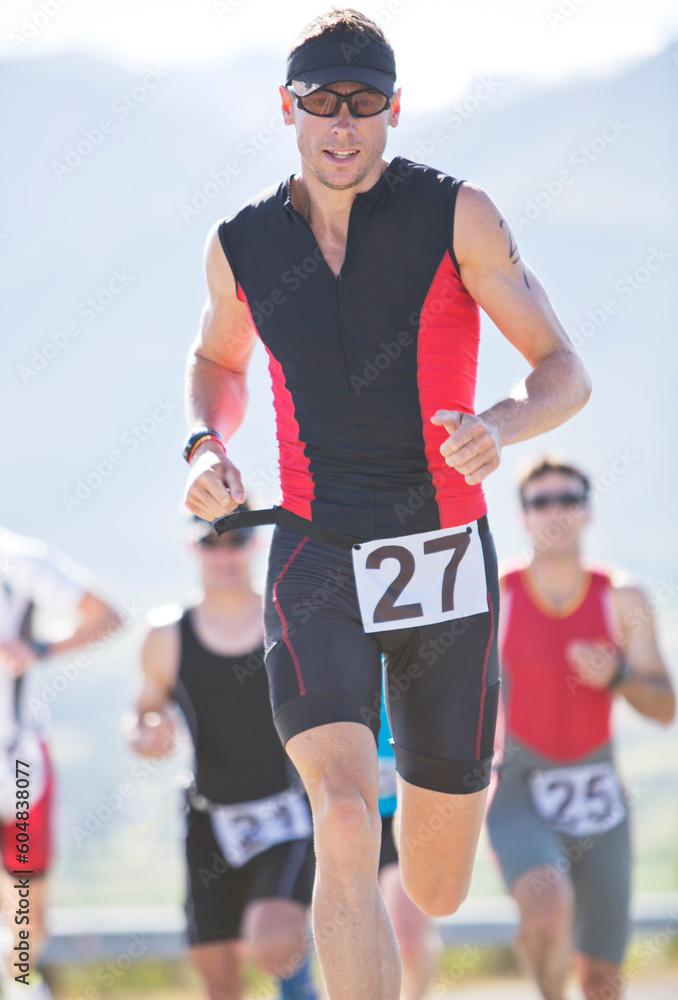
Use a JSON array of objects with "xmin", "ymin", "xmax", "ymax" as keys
[
  {"xmin": 316, "ymin": 792, "xmax": 381, "ymax": 868},
  {"xmin": 250, "ymin": 932, "xmax": 305, "ymax": 979},
  {"xmin": 402, "ymin": 870, "xmax": 471, "ymax": 918},
  {"xmin": 527, "ymin": 902, "xmax": 571, "ymax": 945},
  {"xmin": 417, "ymin": 886, "xmax": 469, "ymax": 919},
  {"xmin": 515, "ymin": 874, "xmax": 574, "ymax": 944}
]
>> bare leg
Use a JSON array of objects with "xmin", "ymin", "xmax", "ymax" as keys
[
  {"xmin": 286, "ymin": 722, "xmax": 400, "ymax": 1000},
  {"xmin": 512, "ymin": 866, "xmax": 575, "ymax": 1000},
  {"xmin": 189, "ymin": 939, "xmax": 244, "ymax": 1000},
  {"xmin": 576, "ymin": 954, "xmax": 625, "ymax": 1000},
  {"xmin": 379, "ymin": 862, "xmax": 441, "ymax": 1000},
  {"xmin": 397, "ymin": 777, "xmax": 487, "ymax": 916},
  {"xmin": 242, "ymin": 898, "xmax": 309, "ymax": 979}
]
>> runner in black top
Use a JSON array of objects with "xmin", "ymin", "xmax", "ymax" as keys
[
  {"xmin": 183, "ymin": 10, "xmax": 591, "ymax": 999},
  {"xmin": 172, "ymin": 610, "xmax": 294, "ymax": 806},
  {"xmin": 129, "ymin": 517, "xmax": 317, "ymax": 1000}
]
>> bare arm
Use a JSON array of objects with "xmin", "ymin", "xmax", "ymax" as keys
[
  {"xmin": 128, "ymin": 622, "xmax": 181, "ymax": 758},
  {"xmin": 567, "ymin": 585, "xmax": 675, "ymax": 725},
  {"xmin": 0, "ymin": 591, "xmax": 120, "ymax": 677},
  {"xmin": 184, "ymin": 223, "xmax": 258, "ymax": 520},
  {"xmin": 51, "ymin": 591, "xmax": 121, "ymax": 654},
  {"xmin": 431, "ymin": 184, "xmax": 592, "ymax": 484}
]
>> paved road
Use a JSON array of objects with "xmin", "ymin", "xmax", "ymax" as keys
[
  {"xmin": 83, "ymin": 973, "xmax": 677, "ymax": 999},
  {"xmin": 433, "ymin": 976, "xmax": 677, "ymax": 999}
]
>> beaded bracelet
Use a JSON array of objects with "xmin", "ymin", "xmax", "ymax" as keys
[{"xmin": 186, "ymin": 433, "xmax": 225, "ymax": 465}]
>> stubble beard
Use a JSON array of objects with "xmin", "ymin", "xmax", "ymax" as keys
[
  {"xmin": 315, "ymin": 155, "xmax": 378, "ymax": 190},
  {"xmin": 304, "ymin": 134, "xmax": 387, "ymax": 191}
]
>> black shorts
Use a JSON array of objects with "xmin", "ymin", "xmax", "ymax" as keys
[
  {"xmin": 185, "ymin": 807, "xmax": 315, "ymax": 945},
  {"xmin": 264, "ymin": 521, "xmax": 500, "ymax": 795}
]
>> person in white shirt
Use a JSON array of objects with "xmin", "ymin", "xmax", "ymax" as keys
[{"xmin": 0, "ymin": 527, "xmax": 120, "ymax": 999}]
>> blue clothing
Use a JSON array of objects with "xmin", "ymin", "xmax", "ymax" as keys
[{"xmin": 378, "ymin": 695, "xmax": 397, "ymax": 818}]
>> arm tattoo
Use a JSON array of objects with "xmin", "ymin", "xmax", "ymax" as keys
[{"xmin": 499, "ymin": 219, "xmax": 530, "ymax": 289}]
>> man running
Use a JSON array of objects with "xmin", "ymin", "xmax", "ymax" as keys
[
  {"xmin": 486, "ymin": 455, "xmax": 675, "ymax": 1000},
  {"xmin": 183, "ymin": 9, "xmax": 591, "ymax": 998},
  {"xmin": 0, "ymin": 525, "xmax": 120, "ymax": 999},
  {"xmin": 129, "ymin": 516, "xmax": 317, "ymax": 1000}
]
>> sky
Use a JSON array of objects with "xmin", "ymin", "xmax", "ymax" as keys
[{"xmin": 1, "ymin": 0, "xmax": 678, "ymax": 109}]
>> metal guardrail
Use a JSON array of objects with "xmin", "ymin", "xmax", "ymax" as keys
[
  {"xmin": 41, "ymin": 893, "xmax": 678, "ymax": 963},
  {"xmin": 436, "ymin": 892, "xmax": 678, "ymax": 945}
]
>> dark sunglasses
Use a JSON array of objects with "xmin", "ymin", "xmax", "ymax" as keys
[
  {"xmin": 523, "ymin": 492, "xmax": 588, "ymax": 511},
  {"xmin": 198, "ymin": 529, "xmax": 254, "ymax": 549},
  {"xmin": 292, "ymin": 87, "xmax": 391, "ymax": 118}
]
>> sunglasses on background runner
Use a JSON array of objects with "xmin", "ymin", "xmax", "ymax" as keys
[
  {"xmin": 197, "ymin": 529, "xmax": 254, "ymax": 549},
  {"xmin": 291, "ymin": 87, "xmax": 392, "ymax": 118},
  {"xmin": 523, "ymin": 492, "xmax": 589, "ymax": 511}
]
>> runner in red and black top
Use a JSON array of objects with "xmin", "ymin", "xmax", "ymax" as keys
[
  {"xmin": 216, "ymin": 157, "xmax": 486, "ymax": 541},
  {"xmin": 183, "ymin": 10, "xmax": 591, "ymax": 998},
  {"xmin": 487, "ymin": 455, "xmax": 675, "ymax": 1000}
]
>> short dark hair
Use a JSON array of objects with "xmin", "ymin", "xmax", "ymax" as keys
[
  {"xmin": 289, "ymin": 7, "xmax": 394, "ymax": 59},
  {"xmin": 518, "ymin": 453, "xmax": 591, "ymax": 507}
]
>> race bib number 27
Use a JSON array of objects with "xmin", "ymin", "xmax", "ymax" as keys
[{"xmin": 352, "ymin": 523, "xmax": 488, "ymax": 634}]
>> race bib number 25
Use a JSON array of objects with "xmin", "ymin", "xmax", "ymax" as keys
[
  {"xmin": 352, "ymin": 523, "xmax": 488, "ymax": 634},
  {"xmin": 529, "ymin": 761, "xmax": 626, "ymax": 837}
]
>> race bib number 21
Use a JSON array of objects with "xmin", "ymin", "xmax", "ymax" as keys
[{"xmin": 352, "ymin": 523, "xmax": 488, "ymax": 634}]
